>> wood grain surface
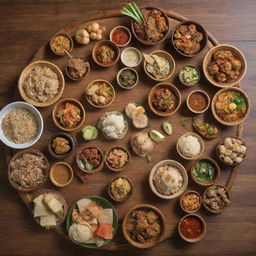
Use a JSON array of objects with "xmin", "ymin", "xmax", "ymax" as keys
[{"xmin": 0, "ymin": 1, "xmax": 255, "ymax": 256}]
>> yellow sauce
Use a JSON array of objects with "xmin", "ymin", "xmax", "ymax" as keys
[{"xmin": 51, "ymin": 163, "xmax": 72, "ymax": 185}]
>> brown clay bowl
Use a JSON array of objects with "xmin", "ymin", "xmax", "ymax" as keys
[
  {"xmin": 131, "ymin": 7, "xmax": 170, "ymax": 46},
  {"xmin": 52, "ymin": 97, "xmax": 85, "ymax": 132},
  {"xmin": 171, "ymin": 20, "xmax": 208, "ymax": 57},
  {"xmin": 180, "ymin": 190, "xmax": 202, "ymax": 214},
  {"xmin": 122, "ymin": 204, "xmax": 166, "ymax": 248},
  {"xmin": 65, "ymin": 58, "xmax": 90, "ymax": 81},
  {"xmin": 203, "ymin": 44, "xmax": 247, "ymax": 88},
  {"xmin": 178, "ymin": 214, "xmax": 206, "ymax": 242},
  {"xmin": 109, "ymin": 26, "xmax": 132, "ymax": 47},
  {"xmin": 191, "ymin": 157, "xmax": 221, "ymax": 186},
  {"xmin": 18, "ymin": 60, "xmax": 65, "ymax": 107},
  {"xmin": 76, "ymin": 146, "xmax": 104, "ymax": 174},
  {"xmin": 49, "ymin": 33, "xmax": 74, "ymax": 56},
  {"xmin": 186, "ymin": 90, "xmax": 211, "ymax": 114},
  {"xmin": 148, "ymin": 83, "xmax": 181, "ymax": 117},
  {"xmin": 8, "ymin": 150, "xmax": 50, "ymax": 192},
  {"xmin": 92, "ymin": 40, "xmax": 120, "ymax": 67},
  {"xmin": 116, "ymin": 68, "xmax": 139, "ymax": 89},
  {"xmin": 211, "ymin": 87, "xmax": 250, "ymax": 126}
]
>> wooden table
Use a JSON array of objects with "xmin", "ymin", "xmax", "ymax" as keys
[{"xmin": 0, "ymin": 1, "xmax": 255, "ymax": 255}]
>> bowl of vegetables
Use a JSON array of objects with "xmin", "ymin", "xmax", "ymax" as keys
[
  {"xmin": 179, "ymin": 66, "xmax": 200, "ymax": 86},
  {"xmin": 117, "ymin": 68, "xmax": 138, "ymax": 89}
]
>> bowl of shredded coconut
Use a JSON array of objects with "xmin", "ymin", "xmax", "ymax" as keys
[{"xmin": 149, "ymin": 160, "xmax": 188, "ymax": 199}]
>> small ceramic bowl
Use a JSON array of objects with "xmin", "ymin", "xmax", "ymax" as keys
[
  {"xmin": 110, "ymin": 26, "xmax": 132, "ymax": 47},
  {"xmin": 178, "ymin": 65, "xmax": 201, "ymax": 86},
  {"xmin": 122, "ymin": 204, "xmax": 166, "ymax": 248},
  {"xmin": 176, "ymin": 132, "xmax": 205, "ymax": 160},
  {"xmin": 49, "ymin": 33, "xmax": 74, "ymax": 56},
  {"xmin": 186, "ymin": 90, "xmax": 210, "ymax": 114},
  {"xmin": 108, "ymin": 176, "xmax": 133, "ymax": 202},
  {"xmin": 76, "ymin": 146, "xmax": 104, "ymax": 173},
  {"xmin": 92, "ymin": 40, "xmax": 120, "ymax": 67},
  {"xmin": 178, "ymin": 214, "xmax": 206, "ymax": 242},
  {"xmin": 104, "ymin": 146, "xmax": 130, "ymax": 172},
  {"xmin": 52, "ymin": 98, "xmax": 85, "ymax": 132},
  {"xmin": 143, "ymin": 50, "xmax": 176, "ymax": 81},
  {"xmin": 48, "ymin": 132, "xmax": 76, "ymax": 159},
  {"xmin": 116, "ymin": 67, "xmax": 139, "ymax": 89},
  {"xmin": 171, "ymin": 21, "xmax": 208, "ymax": 57},
  {"xmin": 180, "ymin": 190, "xmax": 202, "ymax": 214},
  {"xmin": 191, "ymin": 157, "xmax": 221, "ymax": 186},
  {"xmin": 85, "ymin": 79, "xmax": 115, "ymax": 108},
  {"xmin": 211, "ymin": 87, "xmax": 250, "ymax": 126},
  {"xmin": 121, "ymin": 47, "xmax": 142, "ymax": 68},
  {"xmin": 148, "ymin": 83, "xmax": 181, "ymax": 117},
  {"xmin": 149, "ymin": 159, "xmax": 188, "ymax": 199},
  {"xmin": 50, "ymin": 162, "xmax": 73, "ymax": 187},
  {"xmin": 65, "ymin": 58, "xmax": 90, "ymax": 81},
  {"xmin": 203, "ymin": 44, "xmax": 247, "ymax": 88}
]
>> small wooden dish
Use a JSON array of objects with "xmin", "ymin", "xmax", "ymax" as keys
[
  {"xmin": 48, "ymin": 132, "xmax": 76, "ymax": 159},
  {"xmin": 148, "ymin": 83, "xmax": 181, "ymax": 117},
  {"xmin": 176, "ymin": 132, "xmax": 205, "ymax": 160},
  {"xmin": 49, "ymin": 33, "xmax": 74, "ymax": 56},
  {"xmin": 179, "ymin": 65, "xmax": 201, "ymax": 86},
  {"xmin": 110, "ymin": 26, "xmax": 132, "ymax": 47},
  {"xmin": 178, "ymin": 214, "xmax": 206, "ymax": 242},
  {"xmin": 131, "ymin": 7, "xmax": 170, "ymax": 46},
  {"xmin": 49, "ymin": 162, "xmax": 73, "ymax": 187},
  {"xmin": 92, "ymin": 40, "xmax": 120, "ymax": 67},
  {"xmin": 18, "ymin": 60, "xmax": 65, "ymax": 107},
  {"xmin": 8, "ymin": 150, "xmax": 50, "ymax": 192},
  {"xmin": 104, "ymin": 146, "xmax": 130, "ymax": 172},
  {"xmin": 203, "ymin": 44, "xmax": 247, "ymax": 88},
  {"xmin": 203, "ymin": 185, "xmax": 230, "ymax": 214},
  {"xmin": 143, "ymin": 50, "xmax": 176, "ymax": 81},
  {"xmin": 171, "ymin": 20, "xmax": 208, "ymax": 57},
  {"xmin": 116, "ymin": 67, "xmax": 139, "ymax": 90},
  {"xmin": 211, "ymin": 87, "xmax": 250, "ymax": 126},
  {"xmin": 122, "ymin": 204, "xmax": 166, "ymax": 248},
  {"xmin": 52, "ymin": 97, "xmax": 85, "ymax": 132},
  {"xmin": 85, "ymin": 79, "xmax": 115, "ymax": 108},
  {"xmin": 76, "ymin": 146, "xmax": 104, "ymax": 173},
  {"xmin": 107, "ymin": 176, "xmax": 133, "ymax": 202},
  {"xmin": 186, "ymin": 90, "xmax": 210, "ymax": 114},
  {"xmin": 180, "ymin": 190, "xmax": 202, "ymax": 214},
  {"xmin": 65, "ymin": 58, "xmax": 90, "ymax": 81},
  {"xmin": 191, "ymin": 157, "xmax": 221, "ymax": 186},
  {"xmin": 120, "ymin": 47, "xmax": 142, "ymax": 68}
]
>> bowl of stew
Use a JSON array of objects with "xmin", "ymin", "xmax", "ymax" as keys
[{"xmin": 187, "ymin": 90, "xmax": 210, "ymax": 114}]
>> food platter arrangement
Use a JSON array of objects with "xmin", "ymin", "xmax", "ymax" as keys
[{"xmin": 0, "ymin": 3, "xmax": 250, "ymax": 251}]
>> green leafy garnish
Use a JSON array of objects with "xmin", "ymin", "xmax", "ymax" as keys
[
  {"xmin": 121, "ymin": 2, "xmax": 144, "ymax": 25},
  {"xmin": 231, "ymin": 93, "xmax": 245, "ymax": 111}
]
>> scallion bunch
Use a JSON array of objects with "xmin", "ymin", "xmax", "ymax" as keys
[{"xmin": 121, "ymin": 2, "xmax": 144, "ymax": 25}]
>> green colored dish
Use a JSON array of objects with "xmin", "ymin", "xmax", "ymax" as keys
[
  {"xmin": 66, "ymin": 196, "xmax": 118, "ymax": 248},
  {"xmin": 192, "ymin": 160, "xmax": 216, "ymax": 182},
  {"xmin": 179, "ymin": 66, "xmax": 200, "ymax": 86}
]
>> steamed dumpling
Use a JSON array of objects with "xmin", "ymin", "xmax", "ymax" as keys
[{"xmin": 69, "ymin": 223, "xmax": 92, "ymax": 243}]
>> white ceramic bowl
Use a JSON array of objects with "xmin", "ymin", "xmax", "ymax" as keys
[
  {"xmin": 0, "ymin": 101, "xmax": 44, "ymax": 149},
  {"xmin": 149, "ymin": 159, "xmax": 188, "ymax": 199},
  {"xmin": 121, "ymin": 47, "xmax": 142, "ymax": 68}
]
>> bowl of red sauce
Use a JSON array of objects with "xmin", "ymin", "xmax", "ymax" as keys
[
  {"xmin": 178, "ymin": 214, "xmax": 206, "ymax": 243},
  {"xmin": 187, "ymin": 90, "xmax": 210, "ymax": 114},
  {"xmin": 110, "ymin": 26, "xmax": 131, "ymax": 47}
]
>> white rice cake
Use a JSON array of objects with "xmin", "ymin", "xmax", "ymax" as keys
[
  {"xmin": 45, "ymin": 197, "xmax": 63, "ymax": 214},
  {"xmin": 40, "ymin": 213, "xmax": 57, "ymax": 227},
  {"xmin": 98, "ymin": 209, "xmax": 113, "ymax": 224},
  {"xmin": 34, "ymin": 204, "xmax": 51, "ymax": 217},
  {"xmin": 77, "ymin": 198, "xmax": 91, "ymax": 212}
]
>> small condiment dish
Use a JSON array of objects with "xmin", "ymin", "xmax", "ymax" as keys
[
  {"xmin": 187, "ymin": 90, "xmax": 210, "ymax": 114},
  {"xmin": 178, "ymin": 65, "xmax": 201, "ymax": 86},
  {"xmin": 49, "ymin": 33, "xmax": 74, "ymax": 56},
  {"xmin": 121, "ymin": 47, "xmax": 142, "ymax": 68},
  {"xmin": 65, "ymin": 58, "xmax": 90, "ymax": 81},
  {"xmin": 180, "ymin": 190, "xmax": 202, "ymax": 214},
  {"xmin": 116, "ymin": 67, "xmax": 139, "ymax": 89},
  {"xmin": 110, "ymin": 26, "xmax": 131, "ymax": 47},
  {"xmin": 50, "ymin": 162, "xmax": 73, "ymax": 187}
]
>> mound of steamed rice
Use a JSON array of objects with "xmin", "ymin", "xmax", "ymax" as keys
[{"xmin": 178, "ymin": 135, "xmax": 201, "ymax": 158}]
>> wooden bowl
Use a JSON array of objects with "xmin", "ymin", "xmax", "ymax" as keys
[
  {"xmin": 85, "ymin": 79, "xmax": 115, "ymax": 108},
  {"xmin": 148, "ymin": 83, "xmax": 181, "ymax": 117},
  {"xmin": 49, "ymin": 162, "xmax": 74, "ymax": 187},
  {"xmin": 203, "ymin": 185, "xmax": 230, "ymax": 214},
  {"xmin": 107, "ymin": 176, "xmax": 133, "ymax": 202},
  {"xmin": 143, "ymin": 50, "xmax": 176, "ymax": 81},
  {"xmin": 48, "ymin": 132, "xmax": 76, "ymax": 159},
  {"xmin": 131, "ymin": 7, "xmax": 170, "ymax": 46},
  {"xmin": 104, "ymin": 146, "xmax": 130, "ymax": 172},
  {"xmin": 52, "ymin": 97, "xmax": 85, "ymax": 132},
  {"xmin": 8, "ymin": 150, "xmax": 50, "ymax": 192},
  {"xmin": 191, "ymin": 157, "xmax": 221, "ymax": 186},
  {"xmin": 178, "ymin": 214, "xmax": 206, "ymax": 242},
  {"xmin": 92, "ymin": 40, "xmax": 120, "ymax": 67},
  {"xmin": 180, "ymin": 190, "xmax": 202, "ymax": 214},
  {"xmin": 49, "ymin": 33, "xmax": 74, "ymax": 56},
  {"xmin": 203, "ymin": 44, "xmax": 247, "ymax": 88},
  {"xmin": 122, "ymin": 204, "xmax": 166, "ymax": 248},
  {"xmin": 149, "ymin": 159, "xmax": 188, "ymax": 199},
  {"xmin": 171, "ymin": 20, "xmax": 208, "ymax": 57},
  {"xmin": 18, "ymin": 61, "xmax": 65, "ymax": 107},
  {"xmin": 186, "ymin": 90, "xmax": 210, "ymax": 114},
  {"xmin": 176, "ymin": 132, "xmax": 205, "ymax": 160},
  {"xmin": 65, "ymin": 58, "xmax": 90, "ymax": 81},
  {"xmin": 120, "ymin": 47, "xmax": 142, "ymax": 68},
  {"xmin": 110, "ymin": 26, "xmax": 131, "ymax": 47},
  {"xmin": 116, "ymin": 67, "xmax": 139, "ymax": 89},
  {"xmin": 211, "ymin": 87, "xmax": 250, "ymax": 126},
  {"xmin": 76, "ymin": 146, "xmax": 104, "ymax": 173},
  {"xmin": 178, "ymin": 65, "xmax": 201, "ymax": 86}
]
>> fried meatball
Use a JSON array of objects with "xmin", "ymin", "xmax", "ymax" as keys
[
  {"xmin": 208, "ymin": 63, "xmax": 219, "ymax": 75},
  {"xmin": 219, "ymin": 60, "xmax": 232, "ymax": 73},
  {"xmin": 231, "ymin": 59, "xmax": 242, "ymax": 70},
  {"xmin": 217, "ymin": 72, "xmax": 227, "ymax": 82}
]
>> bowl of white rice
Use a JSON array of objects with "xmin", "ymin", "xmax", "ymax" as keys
[
  {"xmin": 149, "ymin": 160, "xmax": 188, "ymax": 199},
  {"xmin": 176, "ymin": 132, "xmax": 204, "ymax": 160}
]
